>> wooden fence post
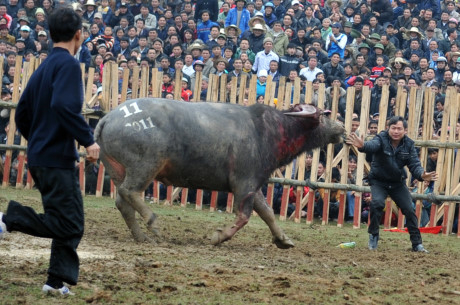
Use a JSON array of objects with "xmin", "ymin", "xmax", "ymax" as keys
[
  {"xmin": 353, "ymin": 86, "xmax": 370, "ymax": 228},
  {"xmin": 321, "ymin": 85, "xmax": 340, "ymax": 225},
  {"xmin": 2, "ymin": 56, "xmax": 22, "ymax": 188},
  {"xmin": 306, "ymin": 83, "xmax": 325, "ymax": 224},
  {"xmin": 337, "ymin": 86, "xmax": 355, "ymax": 227}
]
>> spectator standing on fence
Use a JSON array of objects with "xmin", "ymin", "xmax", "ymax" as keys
[
  {"xmin": 346, "ymin": 116, "xmax": 437, "ymax": 252},
  {"xmin": 0, "ymin": 8, "xmax": 100, "ymax": 295}
]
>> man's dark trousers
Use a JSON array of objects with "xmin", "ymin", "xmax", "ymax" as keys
[
  {"xmin": 4, "ymin": 166, "xmax": 84, "ymax": 285},
  {"xmin": 368, "ymin": 180, "xmax": 422, "ymax": 247}
]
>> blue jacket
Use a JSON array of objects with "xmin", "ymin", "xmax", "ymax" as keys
[
  {"xmin": 256, "ymin": 79, "xmax": 266, "ymax": 97},
  {"xmin": 225, "ymin": 8, "xmax": 250, "ymax": 36},
  {"xmin": 15, "ymin": 47, "xmax": 94, "ymax": 169},
  {"xmin": 406, "ymin": 0, "xmax": 440, "ymax": 18},
  {"xmin": 359, "ymin": 131, "xmax": 425, "ymax": 184},
  {"xmin": 197, "ymin": 20, "xmax": 219, "ymax": 43}
]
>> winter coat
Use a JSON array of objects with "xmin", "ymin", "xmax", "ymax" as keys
[{"xmin": 359, "ymin": 131, "xmax": 425, "ymax": 184}]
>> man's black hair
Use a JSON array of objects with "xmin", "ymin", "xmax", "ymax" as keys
[
  {"xmin": 355, "ymin": 76, "xmax": 364, "ymax": 83},
  {"xmin": 388, "ymin": 116, "xmax": 408, "ymax": 129},
  {"xmin": 48, "ymin": 7, "xmax": 81, "ymax": 43},
  {"xmin": 446, "ymin": 28, "xmax": 456, "ymax": 37},
  {"xmin": 172, "ymin": 42, "xmax": 182, "ymax": 49},
  {"xmin": 331, "ymin": 167, "xmax": 341, "ymax": 182},
  {"xmin": 201, "ymin": 9, "xmax": 210, "ymax": 16},
  {"xmin": 160, "ymin": 56, "xmax": 170, "ymax": 62},
  {"xmin": 368, "ymin": 120, "xmax": 378, "ymax": 127}
]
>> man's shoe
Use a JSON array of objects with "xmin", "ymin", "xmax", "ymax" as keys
[
  {"xmin": 42, "ymin": 284, "xmax": 74, "ymax": 296},
  {"xmin": 0, "ymin": 212, "xmax": 7, "ymax": 240},
  {"xmin": 368, "ymin": 234, "xmax": 379, "ymax": 250},
  {"xmin": 413, "ymin": 244, "xmax": 429, "ymax": 253}
]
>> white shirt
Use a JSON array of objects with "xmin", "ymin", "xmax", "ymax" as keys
[
  {"xmin": 252, "ymin": 50, "xmax": 279, "ymax": 74},
  {"xmin": 182, "ymin": 65, "xmax": 195, "ymax": 77},
  {"xmin": 299, "ymin": 66, "xmax": 323, "ymax": 81}
]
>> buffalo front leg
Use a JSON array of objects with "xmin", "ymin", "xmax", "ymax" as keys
[
  {"xmin": 211, "ymin": 191, "xmax": 254, "ymax": 246},
  {"xmin": 253, "ymin": 190, "xmax": 294, "ymax": 249}
]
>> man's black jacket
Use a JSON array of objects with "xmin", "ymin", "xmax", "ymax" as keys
[{"xmin": 359, "ymin": 130, "xmax": 425, "ymax": 184}]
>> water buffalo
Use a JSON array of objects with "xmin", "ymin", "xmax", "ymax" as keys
[{"xmin": 94, "ymin": 99, "xmax": 344, "ymax": 248}]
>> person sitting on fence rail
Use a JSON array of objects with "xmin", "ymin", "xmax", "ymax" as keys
[{"xmin": 346, "ymin": 116, "xmax": 438, "ymax": 253}]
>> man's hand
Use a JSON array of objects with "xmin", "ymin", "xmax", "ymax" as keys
[
  {"xmin": 346, "ymin": 133, "xmax": 364, "ymax": 149},
  {"xmin": 86, "ymin": 143, "xmax": 100, "ymax": 163},
  {"xmin": 421, "ymin": 171, "xmax": 438, "ymax": 182}
]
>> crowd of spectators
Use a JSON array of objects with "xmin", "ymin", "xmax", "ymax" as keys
[
  {"xmin": 1, "ymin": 0, "xmax": 460, "ymax": 229},
  {"xmin": 0, "ymin": 0, "xmax": 458, "ymax": 119}
]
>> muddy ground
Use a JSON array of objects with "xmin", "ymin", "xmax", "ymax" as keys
[{"xmin": 1, "ymin": 188, "xmax": 460, "ymax": 305}]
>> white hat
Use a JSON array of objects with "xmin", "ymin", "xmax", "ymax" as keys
[
  {"xmin": 292, "ymin": 0, "xmax": 300, "ymax": 5},
  {"xmin": 257, "ymin": 69, "xmax": 268, "ymax": 77},
  {"xmin": 252, "ymin": 23, "xmax": 265, "ymax": 31},
  {"xmin": 20, "ymin": 25, "xmax": 31, "ymax": 32}
]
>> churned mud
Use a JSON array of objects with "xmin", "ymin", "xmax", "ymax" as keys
[{"xmin": 0, "ymin": 192, "xmax": 459, "ymax": 305}]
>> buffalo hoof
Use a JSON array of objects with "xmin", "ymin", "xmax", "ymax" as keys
[
  {"xmin": 272, "ymin": 234, "xmax": 295, "ymax": 249},
  {"xmin": 133, "ymin": 232, "xmax": 157, "ymax": 244},
  {"xmin": 147, "ymin": 214, "xmax": 161, "ymax": 237},
  {"xmin": 211, "ymin": 228, "xmax": 230, "ymax": 246}
]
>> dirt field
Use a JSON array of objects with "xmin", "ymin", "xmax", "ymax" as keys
[{"xmin": 1, "ymin": 187, "xmax": 460, "ymax": 305}]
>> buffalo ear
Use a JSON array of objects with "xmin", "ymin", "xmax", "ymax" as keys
[{"xmin": 284, "ymin": 104, "xmax": 318, "ymax": 117}]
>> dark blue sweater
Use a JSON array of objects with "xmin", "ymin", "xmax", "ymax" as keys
[{"xmin": 15, "ymin": 47, "xmax": 94, "ymax": 169}]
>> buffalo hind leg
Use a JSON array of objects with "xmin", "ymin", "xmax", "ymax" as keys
[
  {"xmin": 118, "ymin": 186, "xmax": 160, "ymax": 243},
  {"xmin": 115, "ymin": 193, "xmax": 152, "ymax": 242},
  {"xmin": 253, "ymin": 190, "xmax": 294, "ymax": 249},
  {"xmin": 211, "ymin": 191, "xmax": 254, "ymax": 246}
]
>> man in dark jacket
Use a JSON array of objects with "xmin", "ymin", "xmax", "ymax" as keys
[
  {"xmin": 406, "ymin": 0, "xmax": 440, "ymax": 19},
  {"xmin": 346, "ymin": 116, "xmax": 437, "ymax": 252},
  {"xmin": 194, "ymin": 0, "xmax": 219, "ymax": 22},
  {"xmin": 371, "ymin": 0, "xmax": 393, "ymax": 26},
  {"xmin": 279, "ymin": 43, "xmax": 300, "ymax": 77},
  {"xmin": 0, "ymin": 8, "xmax": 100, "ymax": 295},
  {"xmin": 322, "ymin": 52, "xmax": 344, "ymax": 86},
  {"xmin": 109, "ymin": 2, "xmax": 134, "ymax": 27}
]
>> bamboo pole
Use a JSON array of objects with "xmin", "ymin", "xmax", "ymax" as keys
[
  {"xmin": 174, "ymin": 70, "xmax": 182, "ymax": 100},
  {"xmin": 2, "ymin": 56, "xmax": 22, "ymax": 188},
  {"xmin": 264, "ymin": 75, "xmax": 273, "ymax": 105},
  {"xmin": 306, "ymin": 83, "xmax": 325, "ymax": 224},
  {"xmin": 247, "ymin": 75, "xmax": 257, "ymax": 105},
  {"xmin": 111, "ymin": 63, "xmax": 119, "ymax": 109},
  {"xmin": 238, "ymin": 74, "xmax": 247, "ymax": 105},
  {"xmin": 337, "ymin": 86, "xmax": 354, "ymax": 227},
  {"xmin": 230, "ymin": 76, "xmax": 237, "ymax": 104},
  {"xmin": 321, "ymin": 84, "xmax": 339, "ymax": 225},
  {"xmin": 219, "ymin": 73, "xmax": 227, "ymax": 102},
  {"xmin": 120, "ymin": 68, "xmax": 130, "ymax": 102},
  {"xmin": 276, "ymin": 76, "xmax": 286, "ymax": 110},
  {"xmin": 353, "ymin": 86, "xmax": 370, "ymax": 228},
  {"xmin": 131, "ymin": 65, "xmax": 140, "ymax": 99}
]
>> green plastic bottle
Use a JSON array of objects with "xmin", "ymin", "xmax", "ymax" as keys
[{"xmin": 338, "ymin": 242, "xmax": 356, "ymax": 249}]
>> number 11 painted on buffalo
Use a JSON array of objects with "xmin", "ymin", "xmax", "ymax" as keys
[{"xmin": 119, "ymin": 102, "xmax": 143, "ymax": 117}]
